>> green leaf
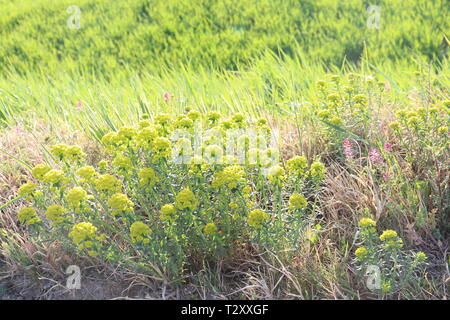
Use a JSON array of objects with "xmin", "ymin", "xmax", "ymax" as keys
[
  {"xmin": 320, "ymin": 120, "xmax": 369, "ymax": 145},
  {"xmin": 0, "ymin": 195, "xmax": 25, "ymax": 211}
]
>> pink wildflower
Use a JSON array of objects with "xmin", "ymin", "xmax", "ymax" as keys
[
  {"xmin": 343, "ymin": 138, "xmax": 355, "ymax": 161},
  {"xmin": 163, "ymin": 92, "xmax": 171, "ymax": 102},
  {"xmin": 384, "ymin": 143, "xmax": 392, "ymax": 152},
  {"xmin": 382, "ymin": 172, "xmax": 389, "ymax": 181},
  {"xmin": 368, "ymin": 147, "xmax": 383, "ymax": 163},
  {"xmin": 76, "ymin": 101, "xmax": 83, "ymax": 111}
]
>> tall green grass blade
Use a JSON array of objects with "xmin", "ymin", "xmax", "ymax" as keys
[
  {"xmin": 0, "ymin": 149, "xmax": 32, "ymax": 171},
  {"xmin": 0, "ymin": 195, "xmax": 24, "ymax": 211}
]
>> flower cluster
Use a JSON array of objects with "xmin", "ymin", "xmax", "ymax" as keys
[
  {"xmin": 212, "ymin": 165, "xmax": 246, "ymax": 190},
  {"xmin": 18, "ymin": 207, "xmax": 41, "ymax": 225},
  {"xmin": 108, "ymin": 193, "xmax": 134, "ymax": 215},
  {"xmin": 358, "ymin": 217, "xmax": 376, "ymax": 228},
  {"xmin": 175, "ymin": 188, "xmax": 198, "ymax": 211},
  {"xmin": 342, "ymin": 138, "xmax": 355, "ymax": 161},
  {"xmin": 69, "ymin": 222, "xmax": 98, "ymax": 250},
  {"xmin": 267, "ymin": 165, "xmax": 285, "ymax": 185},
  {"xmin": 94, "ymin": 174, "xmax": 122, "ymax": 193},
  {"xmin": 32, "ymin": 164, "xmax": 51, "ymax": 181},
  {"xmin": 18, "ymin": 182, "xmax": 37, "ymax": 198},
  {"xmin": 45, "ymin": 204, "xmax": 66, "ymax": 225},
  {"xmin": 286, "ymin": 156, "xmax": 308, "ymax": 176},
  {"xmin": 42, "ymin": 169, "xmax": 66, "ymax": 185},
  {"xmin": 138, "ymin": 168, "xmax": 159, "ymax": 187},
  {"xmin": 368, "ymin": 147, "xmax": 383, "ymax": 164},
  {"xmin": 160, "ymin": 204, "xmax": 177, "ymax": 222},
  {"xmin": 66, "ymin": 187, "xmax": 88, "ymax": 208},
  {"xmin": 76, "ymin": 166, "xmax": 97, "ymax": 181},
  {"xmin": 379, "ymin": 230, "xmax": 403, "ymax": 248},
  {"xmin": 203, "ymin": 222, "xmax": 218, "ymax": 235},
  {"xmin": 309, "ymin": 161, "xmax": 326, "ymax": 179},
  {"xmin": 248, "ymin": 209, "xmax": 270, "ymax": 228},
  {"xmin": 289, "ymin": 193, "xmax": 307, "ymax": 210},
  {"xmin": 354, "ymin": 247, "xmax": 368, "ymax": 260},
  {"xmin": 51, "ymin": 144, "xmax": 86, "ymax": 162},
  {"xmin": 130, "ymin": 222, "xmax": 151, "ymax": 244}
]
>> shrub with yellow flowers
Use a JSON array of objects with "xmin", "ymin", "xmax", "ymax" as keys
[{"xmin": 12, "ymin": 111, "xmax": 327, "ymax": 279}]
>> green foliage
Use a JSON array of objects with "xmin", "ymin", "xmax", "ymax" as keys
[{"xmin": 0, "ymin": 0, "xmax": 448, "ymax": 75}]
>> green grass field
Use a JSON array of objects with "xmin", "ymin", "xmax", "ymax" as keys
[
  {"xmin": 0, "ymin": 0, "xmax": 449, "ymax": 300},
  {"xmin": 1, "ymin": 0, "xmax": 448, "ymax": 75}
]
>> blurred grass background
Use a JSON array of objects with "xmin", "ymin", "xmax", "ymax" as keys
[
  {"xmin": 1, "ymin": 53, "xmax": 449, "ymax": 134},
  {"xmin": 0, "ymin": 0, "xmax": 448, "ymax": 130},
  {"xmin": 0, "ymin": 0, "xmax": 448, "ymax": 75}
]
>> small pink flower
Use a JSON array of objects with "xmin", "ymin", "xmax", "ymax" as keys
[
  {"xmin": 384, "ymin": 143, "xmax": 392, "ymax": 152},
  {"xmin": 384, "ymin": 81, "xmax": 391, "ymax": 92},
  {"xmin": 76, "ymin": 101, "xmax": 83, "ymax": 111},
  {"xmin": 163, "ymin": 92, "xmax": 171, "ymax": 102},
  {"xmin": 343, "ymin": 138, "xmax": 355, "ymax": 161},
  {"xmin": 382, "ymin": 172, "xmax": 389, "ymax": 181},
  {"xmin": 368, "ymin": 147, "xmax": 383, "ymax": 163},
  {"xmin": 15, "ymin": 126, "xmax": 23, "ymax": 135}
]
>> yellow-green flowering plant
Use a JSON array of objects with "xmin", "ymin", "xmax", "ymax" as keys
[
  {"xmin": 13, "ymin": 111, "xmax": 326, "ymax": 280},
  {"xmin": 353, "ymin": 216, "xmax": 428, "ymax": 296}
]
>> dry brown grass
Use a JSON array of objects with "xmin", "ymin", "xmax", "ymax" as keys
[{"xmin": 0, "ymin": 121, "xmax": 101, "ymax": 201}]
